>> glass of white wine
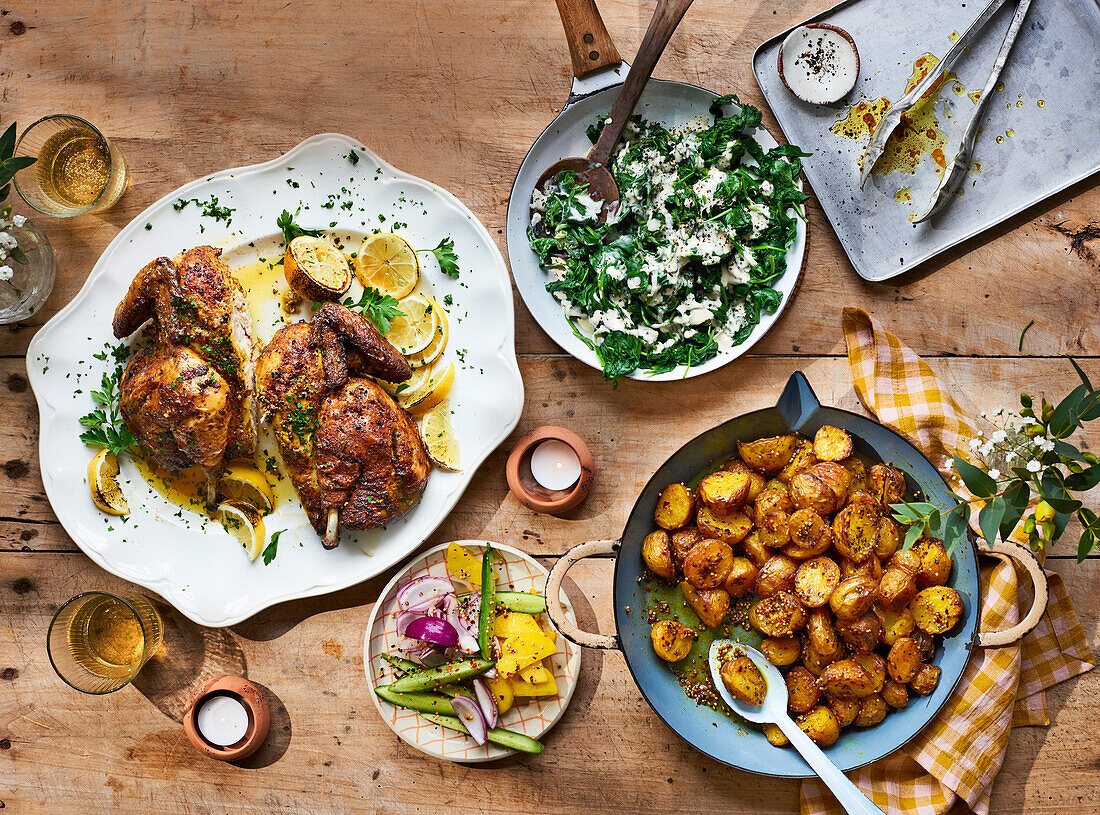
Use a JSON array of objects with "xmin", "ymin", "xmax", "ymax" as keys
[
  {"xmin": 47, "ymin": 591, "xmax": 163, "ymax": 694},
  {"xmin": 13, "ymin": 115, "xmax": 127, "ymax": 217}
]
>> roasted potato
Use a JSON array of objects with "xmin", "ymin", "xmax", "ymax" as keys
[
  {"xmin": 909, "ymin": 663, "xmax": 942, "ymax": 696},
  {"xmin": 793, "ymin": 556, "xmax": 841, "ymax": 608},
  {"xmin": 887, "ymin": 547, "xmax": 922, "ymax": 575},
  {"xmin": 760, "ymin": 636, "xmax": 801, "ymax": 667},
  {"xmin": 800, "ymin": 636, "xmax": 834, "ymax": 676},
  {"xmin": 738, "ymin": 435, "xmax": 798, "ymax": 472},
  {"xmin": 650, "ymin": 620, "xmax": 694, "ymax": 662},
  {"xmin": 827, "ymin": 696, "xmax": 860, "ymax": 727},
  {"xmin": 874, "ymin": 605, "xmax": 917, "ymax": 647},
  {"xmin": 886, "ymin": 636, "xmax": 922, "ymax": 683},
  {"xmin": 840, "ymin": 554, "xmax": 882, "ymax": 584},
  {"xmin": 722, "ymin": 556, "xmax": 758, "ymax": 598},
  {"xmin": 785, "ymin": 509, "xmax": 834, "ymax": 559},
  {"xmin": 797, "ymin": 705, "xmax": 841, "ymax": 746},
  {"xmin": 655, "ymin": 483, "xmax": 695, "ymax": 530},
  {"xmin": 832, "ymin": 502, "xmax": 881, "ymax": 563},
  {"xmin": 882, "ymin": 679, "xmax": 909, "ymax": 708},
  {"xmin": 911, "ymin": 628, "xmax": 936, "ymax": 662},
  {"xmin": 912, "ymin": 538, "xmax": 952, "ymax": 588},
  {"xmin": 808, "ymin": 461, "xmax": 852, "ymax": 505},
  {"xmin": 875, "ymin": 517, "xmax": 901, "ymax": 560},
  {"xmin": 757, "ymin": 519, "xmax": 793, "ymax": 549},
  {"xmin": 748, "ymin": 591, "xmax": 808, "ymax": 638},
  {"xmin": 877, "ymin": 567, "xmax": 918, "ymax": 611},
  {"xmin": 682, "ymin": 539, "xmax": 735, "ymax": 589},
  {"xmin": 696, "ymin": 506, "xmax": 752, "ymax": 545},
  {"xmin": 806, "ymin": 607, "xmax": 844, "ymax": 662},
  {"xmin": 642, "ymin": 530, "xmax": 676, "ymax": 579},
  {"xmin": 680, "ymin": 581, "xmax": 731, "ymax": 629},
  {"xmin": 819, "ymin": 658, "xmax": 877, "ymax": 700},
  {"xmin": 839, "ymin": 456, "xmax": 868, "ymax": 492},
  {"xmin": 813, "ymin": 426, "xmax": 854, "ymax": 461},
  {"xmin": 697, "ymin": 470, "xmax": 751, "ymax": 513},
  {"xmin": 838, "ymin": 612, "xmax": 883, "ymax": 655},
  {"xmin": 909, "ymin": 586, "xmax": 963, "ymax": 634},
  {"xmin": 785, "ymin": 666, "xmax": 821, "ymax": 713},
  {"xmin": 755, "ymin": 487, "xmax": 794, "ymax": 524},
  {"xmin": 829, "ymin": 575, "xmax": 878, "ymax": 622},
  {"xmin": 755, "ymin": 554, "xmax": 799, "ymax": 598},
  {"xmin": 720, "ymin": 655, "xmax": 767, "ymax": 705},
  {"xmin": 854, "ymin": 693, "xmax": 887, "ymax": 727},
  {"xmin": 670, "ymin": 527, "xmax": 703, "ymax": 567},
  {"xmin": 763, "ymin": 722, "xmax": 789, "ymax": 747},
  {"xmin": 788, "ymin": 471, "xmax": 840, "ymax": 516},
  {"xmin": 740, "ymin": 531, "xmax": 773, "ymax": 568},
  {"xmin": 851, "ymin": 653, "xmax": 887, "ymax": 694},
  {"xmin": 778, "ymin": 439, "xmax": 818, "ymax": 484},
  {"xmin": 724, "ymin": 459, "xmax": 766, "ymax": 503},
  {"xmin": 866, "ymin": 464, "xmax": 906, "ymax": 506}
]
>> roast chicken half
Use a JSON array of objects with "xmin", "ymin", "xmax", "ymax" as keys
[
  {"xmin": 256, "ymin": 302, "xmax": 431, "ymax": 548},
  {"xmin": 112, "ymin": 246, "xmax": 257, "ymax": 507}
]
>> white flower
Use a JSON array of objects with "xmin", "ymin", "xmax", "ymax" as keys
[
  {"xmin": 991, "ymin": 430, "xmax": 1007, "ymax": 443},
  {"xmin": 11, "ymin": 214, "xmax": 25, "ymax": 227},
  {"xmin": 969, "ymin": 438, "xmax": 982, "ymax": 450},
  {"xmin": 1035, "ymin": 437, "xmax": 1055, "ymax": 452},
  {"xmin": 1026, "ymin": 460, "xmax": 1042, "ymax": 473},
  {"xmin": 0, "ymin": 265, "xmax": 12, "ymax": 281},
  {"xmin": 1005, "ymin": 451, "xmax": 1017, "ymax": 462},
  {"xmin": 989, "ymin": 469, "xmax": 1001, "ymax": 480},
  {"xmin": 0, "ymin": 232, "xmax": 16, "ymax": 251}
]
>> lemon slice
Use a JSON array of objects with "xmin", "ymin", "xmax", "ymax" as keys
[
  {"xmin": 355, "ymin": 233, "xmax": 419, "ymax": 298},
  {"xmin": 420, "ymin": 403, "xmax": 461, "ymax": 471},
  {"xmin": 406, "ymin": 297, "xmax": 449, "ymax": 369},
  {"xmin": 216, "ymin": 500, "xmax": 267, "ymax": 562},
  {"xmin": 88, "ymin": 449, "xmax": 130, "ymax": 516},
  {"xmin": 385, "ymin": 294, "xmax": 438, "ymax": 356},
  {"xmin": 404, "ymin": 361, "xmax": 455, "ymax": 417},
  {"xmin": 219, "ymin": 464, "xmax": 276, "ymax": 514},
  {"xmin": 284, "ymin": 235, "xmax": 352, "ymax": 301},
  {"xmin": 378, "ymin": 364, "xmax": 434, "ymax": 398}
]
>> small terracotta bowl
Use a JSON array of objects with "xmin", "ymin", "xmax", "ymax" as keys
[
  {"xmin": 183, "ymin": 675, "xmax": 270, "ymax": 761},
  {"xmin": 506, "ymin": 426, "xmax": 594, "ymax": 515}
]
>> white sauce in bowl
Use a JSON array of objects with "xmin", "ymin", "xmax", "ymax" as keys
[{"xmin": 779, "ymin": 25, "xmax": 860, "ymax": 105}]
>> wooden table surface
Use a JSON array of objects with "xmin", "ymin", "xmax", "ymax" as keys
[{"xmin": 1, "ymin": 1, "xmax": 1097, "ymax": 812}]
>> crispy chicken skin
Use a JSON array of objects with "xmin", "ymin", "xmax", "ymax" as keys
[
  {"xmin": 113, "ymin": 247, "xmax": 257, "ymax": 473},
  {"xmin": 255, "ymin": 303, "xmax": 426, "ymax": 547}
]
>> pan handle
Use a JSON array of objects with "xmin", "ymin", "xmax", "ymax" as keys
[
  {"xmin": 553, "ymin": 0, "xmax": 623, "ymax": 80},
  {"xmin": 546, "ymin": 539, "xmax": 621, "ymax": 650},
  {"xmin": 976, "ymin": 537, "xmax": 1049, "ymax": 648}
]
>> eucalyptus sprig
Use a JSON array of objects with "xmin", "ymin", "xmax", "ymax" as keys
[
  {"xmin": 891, "ymin": 358, "xmax": 1100, "ymax": 562},
  {"xmin": 0, "ymin": 122, "xmax": 36, "ymax": 206}
]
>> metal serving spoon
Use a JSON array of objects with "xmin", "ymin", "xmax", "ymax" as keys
[
  {"xmin": 532, "ymin": 0, "xmax": 695, "ymax": 223},
  {"xmin": 708, "ymin": 641, "xmax": 884, "ymax": 815}
]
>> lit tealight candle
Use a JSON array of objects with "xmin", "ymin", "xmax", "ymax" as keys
[
  {"xmin": 529, "ymin": 439, "xmax": 582, "ymax": 492},
  {"xmin": 195, "ymin": 694, "xmax": 250, "ymax": 747}
]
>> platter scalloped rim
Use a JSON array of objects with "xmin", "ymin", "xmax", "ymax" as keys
[{"xmin": 26, "ymin": 134, "xmax": 524, "ymax": 627}]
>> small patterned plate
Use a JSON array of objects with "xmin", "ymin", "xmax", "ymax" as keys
[{"xmin": 364, "ymin": 541, "xmax": 581, "ymax": 762}]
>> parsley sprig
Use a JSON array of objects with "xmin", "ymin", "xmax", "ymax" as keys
[
  {"xmin": 174, "ymin": 195, "xmax": 235, "ymax": 224},
  {"xmin": 418, "ymin": 237, "xmax": 459, "ymax": 279},
  {"xmin": 79, "ymin": 344, "xmax": 137, "ymax": 456},
  {"xmin": 277, "ymin": 208, "xmax": 324, "ymax": 245},
  {"xmin": 262, "ymin": 529, "xmax": 285, "ymax": 565},
  {"xmin": 342, "ymin": 287, "xmax": 404, "ymax": 333}
]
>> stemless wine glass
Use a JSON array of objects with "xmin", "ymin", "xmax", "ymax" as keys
[
  {"xmin": 13, "ymin": 115, "xmax": 127, "ymax": 217},
  {"xmin": 47, "ymin": 591, "xmax": 163, "ymax": 694}
]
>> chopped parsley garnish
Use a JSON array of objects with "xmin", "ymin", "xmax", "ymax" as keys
[
  {"xmin": 262, "ymin": 529, "xmax": 285, "ymax": 565},
  {"xmin": 276, "ymin": 208, "xmax": 324, "ymax": 245},
  {"xmin": 529, "ymin": 95, "xmax": 808, "ymax": 380},
  {"xmin": 174, "ymin": 195, "xmax": 235, "ymax": 224},
  {"xmin": 345, "ymin": 149, "xmax": 360, "ymax": 165},
  {"xmin": 342, "ymin": 286, "xmax": 404, "ymax": 333},
  {"xmin": 419, "ymin": 236, "xmax": 459, "ymax": 279}
]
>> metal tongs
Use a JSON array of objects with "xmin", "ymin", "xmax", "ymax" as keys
[{"xmin": 860, "ymin": 0, "xmax": 1033, "ymax": 222}]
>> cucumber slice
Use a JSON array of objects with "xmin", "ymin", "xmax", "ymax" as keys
[
  {"xmin": 495, "ymin": 591, "xmax": 548, "ymax": 614},
  {"xmin": 388, "ymin": 657, "xmax": 494, "ymax": 693},
  {"xmin": 381, "ymin": 653, "xmax": 421, "ymax": 674},
  {"xmin": 420, "ymin": 712, "xmax": 544, "ymax": 755},
  {"xmin": 374, "ymin": 685, "xmax": 456, "ymax": 715}
]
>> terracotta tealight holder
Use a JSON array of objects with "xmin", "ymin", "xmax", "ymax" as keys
[
  {"xmin": 183, "ymin": 675, "xmax": 270, "ymax": 762},
  {"xmin": 506, "ymin": 426, "xmax": 594, "ymax": 515}
]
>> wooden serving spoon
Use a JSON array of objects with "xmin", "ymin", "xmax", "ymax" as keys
[{"xmin": 532, "ymin": 0, "xmax": 696, "ymax": 223}]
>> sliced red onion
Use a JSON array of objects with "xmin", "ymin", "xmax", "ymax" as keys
[
  {"xmin": 420, "ymin": 649, "xmax": 448, "ymax": 668},
  {"xmin": 451, "ymin": 695, "xmax": 488, "ymax": 746},
  {"xmin": 471, "ymin": 677, "xmax": 499, "ymax": 729},
  {"xmin": 405, "ymin": 615, "xmax": 460, "ymax": 649},
  {"xmin": 397, "ymin": 637, "xmax": 435, "ymax": 663},
  {"xmin": 396, "ymin": 576, "xmax": 454, "ymax": 612},
  {"xmin": 444, "ymin": 594, "xmax": 481, "ymax": 654},
  {"xmin": 396, "ymin": 610, "xmax": 422, "ymax": 637}
]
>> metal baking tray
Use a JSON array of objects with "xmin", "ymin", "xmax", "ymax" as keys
[{"xmin": 753, "ymin": 0, "xmax": 1100, "ymax": 281}]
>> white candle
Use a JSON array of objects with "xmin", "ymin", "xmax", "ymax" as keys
[
  {"xmin": 529, "ymin": 439, "xmax": 582, "ymax": 491},
  {"xmin": 196, "ymin": 694, "xmax": 250, "ymax": 747}
]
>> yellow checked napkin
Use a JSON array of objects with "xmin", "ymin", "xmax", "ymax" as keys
[{"xmin": 800, "ymin": 308, "xmax": 1094, "ymax": 815}]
